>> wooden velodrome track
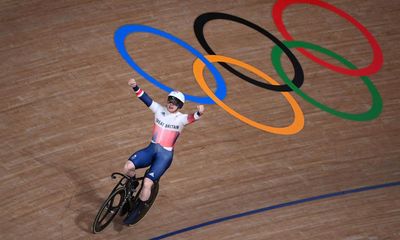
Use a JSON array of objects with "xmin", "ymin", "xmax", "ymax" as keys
[{"xmin": 1, "ymin": 0, "xmax": 400, "ymax": 239}]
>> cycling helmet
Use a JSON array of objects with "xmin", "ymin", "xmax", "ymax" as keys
[{"xmin": 167, "ymin": 91, "xmax": 185, "ymax": 109}]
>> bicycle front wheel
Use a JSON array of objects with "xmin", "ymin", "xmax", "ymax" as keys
[{"xmin": 92, "ymin": 187, "xmax": 126, "ymax": 233}]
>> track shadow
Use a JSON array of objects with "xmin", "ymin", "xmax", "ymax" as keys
[{"xmin": 62, "ymin": 167, "xmax": 107, "ymax": 234}]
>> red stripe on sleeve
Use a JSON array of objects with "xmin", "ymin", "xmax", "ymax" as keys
[
  {"xmin": 136, "ymin": 89, "xmax": 144, "ymax": 97},
  {"xmin": 187, "ymin": 114, "xmax": 195, "ymax": 124}
]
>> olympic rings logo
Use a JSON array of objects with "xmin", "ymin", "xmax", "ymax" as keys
[{"xmin": 114, "ymin": 0, "xmax": 383, "ymax": 135}]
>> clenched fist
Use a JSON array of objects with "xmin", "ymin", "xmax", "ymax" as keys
[
  {"xmin": 128, "ymin": 78, "xmax": 137, "ymax": 87},
  {"xmin": 197, "ymin": 105, "xmax": 205, "ymax": 115}
]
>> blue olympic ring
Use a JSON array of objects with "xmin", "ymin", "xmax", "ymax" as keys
[{"xmin": 114, "ymin": 24, "xmax": 227, "ymax": 104}]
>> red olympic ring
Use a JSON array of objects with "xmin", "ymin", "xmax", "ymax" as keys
[{"xmin": 272, "ymin": 0, "xmax": 383, "ymax": 76}]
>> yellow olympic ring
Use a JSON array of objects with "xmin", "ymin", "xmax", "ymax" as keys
[{"xmin": 192, "ymin": 55, "xmax": 304, "ymax": 135}]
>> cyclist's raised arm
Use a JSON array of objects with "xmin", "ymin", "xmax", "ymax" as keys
[
  {"xmin": 183, "ymin": 105, "xmax": 205, "ymax": 125},
  {"xmin": 128, "ymin": 78, "xmax": 162, "ymax": 113}
]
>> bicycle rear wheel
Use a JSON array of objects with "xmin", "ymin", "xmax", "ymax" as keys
[
  {"xmin": 92, "ymin": 187, "xmax": 126, "ymax": 233},
  {"xmin": 127, "ymin": 181, "xmax": 160, "ymax": 225}
]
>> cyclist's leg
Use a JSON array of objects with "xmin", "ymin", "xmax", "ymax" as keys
[
  {"xmin": 139, "ymin": 148, "xmax": 173, "ymax": 201},
  {"xmin": 124, "ymin": 143, "xmax": 155, "ymax": 177},
  {"xmin": 123, "ymin": 161, "xmax": 136, "ymax": 178},
  {"xmin": 124, "ymin": 147, "xmax": 173, "ymax": 225}
]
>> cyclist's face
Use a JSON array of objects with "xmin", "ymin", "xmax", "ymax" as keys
[{"xmin": 166, "ymin": 101, "xmax": 179, "ymax": 113}]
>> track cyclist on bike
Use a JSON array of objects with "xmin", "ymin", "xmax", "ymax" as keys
[{"xmin": 123, "ymin": 77, "xmax": 205, "ymax": 225}]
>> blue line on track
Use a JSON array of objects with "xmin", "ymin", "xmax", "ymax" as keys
[{"xmin": 151, "ymin": 181, "xmax": 400, "ymax": 239}]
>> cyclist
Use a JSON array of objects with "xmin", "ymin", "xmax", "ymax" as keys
[{"xmin": 123, "ymin": 77, "xmax": 205, "ymax": 225}]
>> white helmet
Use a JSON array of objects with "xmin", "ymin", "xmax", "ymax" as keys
[{"xmin": 168, "ymin": 91, "xmax": 185, "ymax": 108}]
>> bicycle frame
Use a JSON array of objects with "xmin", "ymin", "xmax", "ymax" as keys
[
  {"xmin": 92, "ymin": 171, "xmax": 158, "ymax": 233},
  {"xmin": 108, "ymin": 172, "xmax": 145, "ymax": 198}
]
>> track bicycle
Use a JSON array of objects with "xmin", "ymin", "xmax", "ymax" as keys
[{"xmin": 92, "ymin": 171, "xmax": 159, "ymax": 233}]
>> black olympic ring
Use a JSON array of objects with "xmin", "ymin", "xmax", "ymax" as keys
[{"xmin": 194, "ymin": 12, "xmax": 304, "ymax": 92}]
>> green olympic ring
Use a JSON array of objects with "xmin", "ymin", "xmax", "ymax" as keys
[{"xmin": 271, "ymin": 40, "xmax": 382, "ymax": 121}]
